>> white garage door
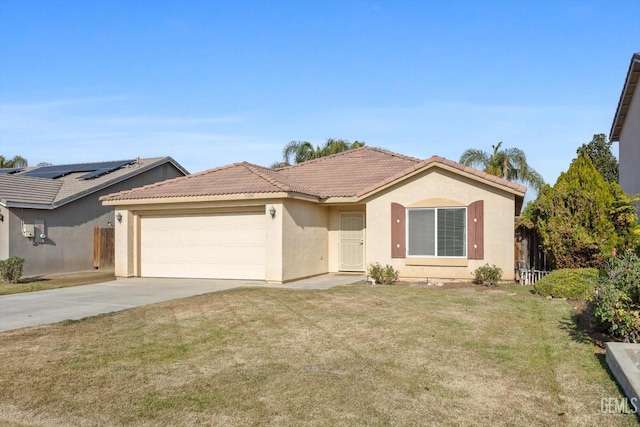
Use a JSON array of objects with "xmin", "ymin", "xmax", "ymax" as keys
[{"xmin": 140, "ymin": 212, "xmax": 266, "ymax": 280}]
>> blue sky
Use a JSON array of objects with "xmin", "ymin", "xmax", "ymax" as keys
[{"xmin": 1, "ymin": 0, "xmax": 638, "ymax": 198}]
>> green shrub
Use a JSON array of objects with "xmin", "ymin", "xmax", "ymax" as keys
[
  {"xmin": 368, "ymin": 263, "xmax": 400, "ymax": 285},
  {"xmin": 473, "ymin": 264, "xmax": 503, "ymax": 286},
  {"xmin": 533, "ymin": 268, "xmax": 598, "ymax": 300},
  {"xmin": 0, "ymin": 256, "xmax": 25, "ymax": 283},
  {"xmin": 590, "ymin": 251, "xmax": 640, "ymax": 342}
]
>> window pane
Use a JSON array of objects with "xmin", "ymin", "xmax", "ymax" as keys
[
  {"xmin": 408, "ymin": 209, "xmax": 435, "ymax": 256},
  {"xmin": 437, "ymin": 208, "xmax": 466, "ymax": 257}
]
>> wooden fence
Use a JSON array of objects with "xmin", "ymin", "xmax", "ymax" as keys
[
  {"xmin": 93, "ymin": 227, "xmax": 114, "ymax": 269},
  {"xmin": 515, "ymin": 226, "xmax": 551, "ymax": 285}
]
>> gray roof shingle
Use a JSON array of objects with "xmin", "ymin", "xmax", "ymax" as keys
[
  {"xmin": 0, "ymin": 175, "xmax": 62, "ymax": 206},
  {"xmin": 0, "ymin": 157, "xmax": 187, "ymax": 209}
]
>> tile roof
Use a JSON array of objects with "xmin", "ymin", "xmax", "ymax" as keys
[
  {"xmin": 102, "ymin": 161, "xmax": 319, "ymax": 200},
  {"xmin": 102, "ymin": 147, "xmax": 526, "ymax": 203},
  {"xmin": 276, "ymin": 147, "xmax": 422, "ymax": 198},
  {"xmin": 0, "ymin": 157, "xmax": 187, "ymax": 208}
]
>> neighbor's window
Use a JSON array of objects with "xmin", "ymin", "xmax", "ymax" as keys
[{"xmin": 407, "ymin": 207, "xmax": 466, "ymax": 257}]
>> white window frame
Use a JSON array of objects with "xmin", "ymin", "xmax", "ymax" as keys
[{"xmin": 406, "ymin": 207, "xmax": 467, "ymax": 258}]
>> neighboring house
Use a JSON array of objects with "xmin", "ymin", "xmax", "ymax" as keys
[
  {"xmin": 0, "ymin": 157, "xmax": 188, "ymax": 276},
  {"xmin": 102, "ymin": 147, "xmax": 525, "ymax": 283},
  {"xmin": 610, "ymin": 52, "xmax": 640, "ymax": 198}
]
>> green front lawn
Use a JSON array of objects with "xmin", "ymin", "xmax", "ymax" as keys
[
  {"xmin": 0, "ymin": 284, "xmax": 634, "ymax": 426},
  {"xmin": 0, "ymin": 271, "xmax": 115, "ymax": 295}
]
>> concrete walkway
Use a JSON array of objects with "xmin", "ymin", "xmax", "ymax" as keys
[{"xmin": 0, "ymin": 273, "xmax": 365, "ymax": 333}]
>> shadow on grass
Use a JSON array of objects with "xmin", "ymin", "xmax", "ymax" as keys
[
  {"xmin": 18, "ymin": 276, "xmax": 50, "ymax": 284},
  {"xmin": 596, "ymin": 352, "xmax": 619, "ymax": 384},
  {"xmin": 558, "ymin": 301, "xmax": 616, "ymax": 349}
]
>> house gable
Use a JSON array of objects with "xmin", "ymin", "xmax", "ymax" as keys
[
  {"xmin": 610, "ymin": 53, "xmax": 640, "ymax": 142},
  {"xmin": 610, "ymin": 52, "xmax": 640, "ymax": 200},
  {"xmin": 365, "ymin": 165, "xmax": 517, "ymax": 280}
]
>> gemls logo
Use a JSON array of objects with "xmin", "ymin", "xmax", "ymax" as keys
[{"xmin": 601, "ymin": 397, "xmax": 639, "ymax": 414}]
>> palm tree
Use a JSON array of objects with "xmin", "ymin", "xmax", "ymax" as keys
[
  {"xmin": 283, "ymin": 140, "xmax": 318, "ymax": 165},
  {"xmin": 0, "ymin": 155, "xmax": 28, "ymax": 168},
  {"xmin": 317, "ymin": 138, "xmax": 366, "ymax": 157},
  {"xmin": 459, "ymin": 142, "xmax": 544, "ymax": 192},
  {"xmin": 276, "ymin": 139, "xmax": 366, "ymax": 167}
]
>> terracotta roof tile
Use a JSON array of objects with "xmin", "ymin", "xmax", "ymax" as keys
[
  {"xmin": 101, "ymin": 147, "xmax": 526, "ymax": 202},
  {"xmin": 275, "ymin": 147, "xmax": 421, "ymax": 198},
  {"xmin": 102, "ymin": 161, "xmax": 318, "ymax": 201}
]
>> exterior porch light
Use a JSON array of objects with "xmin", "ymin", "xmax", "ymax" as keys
[
  {"xmin": 269, "ymin": 205, "xmax": 276, "ymax": 218},
  {"xmin": 116, "ymin": 212, "xmax": 123, "ymax": 223}
]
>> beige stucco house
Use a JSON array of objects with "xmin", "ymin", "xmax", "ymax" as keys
[
  {"xmin": 611, "ymin": 52, "xmax": 640, "ymax": 199},
  {"xmin": 0, "ymin": 157, "xmax": 187, "ymax": 276},
  {"xmin": 101, "ymin": 147, "xmax": 525, "ymax": 283}
]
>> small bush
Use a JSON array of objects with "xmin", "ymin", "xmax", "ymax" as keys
[
  {"xmin": 590, "ymin": 251, "xmax": 640, "ymax": 342},
  {"xmin": 473, "ymin": 264, "xmax": 503, "ymax": 286},
  {"xmin": 0, "ymin": 256, "xmax": 25, "ymax": 283},
  {"xmin": 533, "ymin": 268, "xmax": 598, "ymax": 300},
  {"xmin": 368, "ymin": 263, "xmax": 400, "ymax": 285}
]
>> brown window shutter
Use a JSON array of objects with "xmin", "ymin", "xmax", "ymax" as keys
[
  {"xmin": 391, "ymin": 203, "xmax": 406, "ymax": 258},
  {"xmin": 467, "ymin": 200, "xmax": 484, "ymax": 260}
]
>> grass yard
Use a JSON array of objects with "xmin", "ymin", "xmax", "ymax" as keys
[
  {"xmin": 0, "ymin": 284, "xmax": 635, "ymax": 426},
  {"xmin": 0, "ymin": 271, "xmax": 115, "ymax": 296}
]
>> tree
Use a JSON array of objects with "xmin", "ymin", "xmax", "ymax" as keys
[
  {"xmin": 577, "ymin": 133, "xmax": 618, "ymax": 183},
  {"xmin": 520, "ymin": 152, "xmax": 639, "ymax": 269},
  {"xmin": 459, "ymin": 142, "xmax": 544, "ymax": 192},
  {"xmin": 0, "ymin": 155, "xmax": 28, "ymax": 168},
  {"xmin": 272, "ymin": 138, "xmax": 365, "ymax": 168}
]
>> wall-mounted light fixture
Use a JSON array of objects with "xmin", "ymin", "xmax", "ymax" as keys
[
  {"xmin": 269, "ymin": 205, "xmax": 276, "ymax": 218},
  {"xmin": 0, "ymin": 213, "xmax": 3, "ymax": 222},
  {"xmin": 116, "ymin": 212, "xmax": 123, "ymax": 223}
]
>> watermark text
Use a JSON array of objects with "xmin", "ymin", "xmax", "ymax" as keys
[{"xmin": 601, "ymin": 397, "xmax": 638, "ymax": 414}]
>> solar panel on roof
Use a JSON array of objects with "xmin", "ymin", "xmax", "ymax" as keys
[
  {"xmin": 21, "ymin": 160, "xmax": 135, "ymax": 180},
  {"xmin": 80, "ymin": 168, "xmax": 119, "ymax": 180},
  {"xmin": 0, "ymin": 168, "xmax": 22, "ymax": 174}
]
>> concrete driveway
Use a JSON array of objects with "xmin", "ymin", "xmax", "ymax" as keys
[{"xmin": 0, "ymin": 274, "xmax": 365, "ymax": 333}]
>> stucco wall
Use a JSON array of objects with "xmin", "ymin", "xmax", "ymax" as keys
[
  {"xmin": 5, "ymin": 164, "xmax": 184, "ymax": 277},
  {"xmin": 281, "ymin": 199, "xmax": 329, "ymax": 282},
  {"xmin": 265, "ymin": 202, "xmax": 283, "ymax": 283},
  {"xmin": 0, "ymin": 206, "xmax": 8, "ymax": 260},
  {"xmin": 365, "ymin": 168, "xmax": 517, "ymax": 280},
  {"xmin": 619, "ymin": 80, "xmax": 640, "ymax": 198}
]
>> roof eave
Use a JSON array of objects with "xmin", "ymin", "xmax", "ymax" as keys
[
  {"xmin": 610, "ymin": 53, "xmax": 640, "ymax": 142},
  {"xmin": 1, "ymin": 201, "xmax": 55, "ymax": 210},
  {"xmin": 102, "ymin": 191, "xmax": 320, "ymax": 206}
]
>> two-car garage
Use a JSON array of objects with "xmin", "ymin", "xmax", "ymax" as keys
[{"xmin": 139, "ymin": 210, "xmax": 266, "ymax": 280}]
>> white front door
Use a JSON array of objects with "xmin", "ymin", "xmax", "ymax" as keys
[{"xmin": 340, "ymin": 212, "xmax": 365, "ymax": 271}]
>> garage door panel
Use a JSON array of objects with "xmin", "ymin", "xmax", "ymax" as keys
[{"xmin": 141, "ymin": 212, "xmax": 265, "ymax": 280}]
